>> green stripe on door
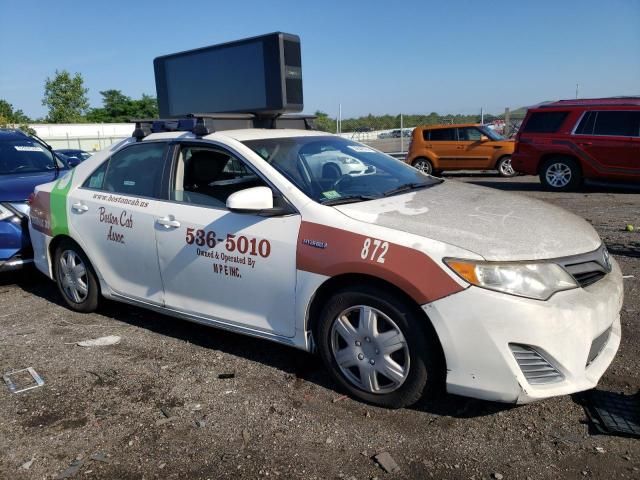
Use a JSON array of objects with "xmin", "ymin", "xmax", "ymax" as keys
[{"xmin": 50, "ymin": 170, "xmax": 74, "ymax": 236}]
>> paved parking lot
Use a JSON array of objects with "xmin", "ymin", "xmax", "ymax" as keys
[{"xmin": 1, "ymin": 175, "xmax": 639, "ymax": 480}]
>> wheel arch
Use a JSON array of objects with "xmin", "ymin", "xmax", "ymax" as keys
[
  {"xmin": 48, "ymin": 234, "xmax": 102, "ymax": 294},
  {"xmin": 305, "ymin": 273, "xmax": 446, "ymax": 365},
  {"xmin": 494, "ymin": 153, "xmax": 512, "ymax": 169}
]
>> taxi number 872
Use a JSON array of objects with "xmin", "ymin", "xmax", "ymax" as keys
[{"xmin": 185, "ymin": 228, "xmax": 271, "ymax": 257}]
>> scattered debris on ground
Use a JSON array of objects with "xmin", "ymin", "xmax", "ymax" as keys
[{"xmin": 76, "ymin": 335, "xmax": 121, "ymax": 347}]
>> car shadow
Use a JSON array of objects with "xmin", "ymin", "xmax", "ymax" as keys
[{"xmin": 9, "ymin": 272, "xmax": 510, "ymax": 419}]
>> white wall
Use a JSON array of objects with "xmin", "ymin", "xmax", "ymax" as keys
[{"xmin": 29, "ymin": 123, "xmax": 133, "ymax": 151}]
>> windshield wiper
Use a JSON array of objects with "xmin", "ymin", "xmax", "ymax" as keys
[
  {"xmin": 321, "ymin": 194, "xmax": 379, "ymax": 206},
  {"xmin": 382, "ymin": 182, "xmax": 433, "ymax": 197}
]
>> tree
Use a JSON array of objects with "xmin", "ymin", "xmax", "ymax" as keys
[
  {"xmin": 314, "ymin": 110, "xmax": 335, "ymax": 133},
  {"xmin": 0, "ymin": 99, "xmax": 35, "ymax": 135},
  {"xmin": 42, "ymin": 70, "xmax": 89, "ymax": 123},
  {"xmin": 86, "ymin": 90, "xmax": 159, "ymax": 123}
]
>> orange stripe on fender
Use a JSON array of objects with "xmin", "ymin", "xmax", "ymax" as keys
[{"xmin": 297, "ymin": 221, "xmax": 464, "ymax": 304}]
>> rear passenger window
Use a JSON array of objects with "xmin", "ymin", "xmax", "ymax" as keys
[
  {"xmin": 593, "ymin": 111, "xmax": 640, "ymax": 137},
  {"xmin": 523, "ymin": 111, "xmax": 569, "ymax": 133},
  {"xmin": 102, "ymin": 143, "xmax": 166, "ymax": 198},
  {"xmin": 429, "ymin": 128, "xmax": 456, "ymax": 141},
  {"xmin": 82, "ymin": 161, "xmax": 108, "ymax": 189}
]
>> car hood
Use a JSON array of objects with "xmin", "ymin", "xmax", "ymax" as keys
[
  {"xmin": 334, "ymin": 180, "xmax": 601, "ymax": 261},
  {"xmin": 0, "ymin": 170, "xmax": 64, "ymax": 202}
]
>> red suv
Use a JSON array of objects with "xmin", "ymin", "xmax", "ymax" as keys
[{"xmin": 512, "ymin": 98, "xmax": 640, "ymax": 190}]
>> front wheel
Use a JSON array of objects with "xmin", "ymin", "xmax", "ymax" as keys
[
  {"xmin": 54, "ymin": 239, "xmax": 100, "ymax": 312},
  {"xmin": 540, "ymin": 157, "xmax": 582, "ymax": 191},
  {"xmin": 411, "ymin": 157, "xmax": 434, "ymax": 175},
  {"xmin": 315, "ymin": 285, "xmax": 442, "ymax": 408},
  {"xmin": 496, "ymin": 155, "xmax": 517, "ymax": 177}
]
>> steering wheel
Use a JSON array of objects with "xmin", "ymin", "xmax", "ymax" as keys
[{"xmin": 332, "ymin": 174, "xmax": 353, "ymax": 192}]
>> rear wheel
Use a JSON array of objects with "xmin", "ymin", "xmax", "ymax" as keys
[
  {"xmin": 540, "ymin": 157, "xmax": 582, "ymax": 191},
  {"xmin": 412, "ymin": 157, "xmax": 433, "ymax": 175},
  {"xmin": 54, "ymin": 239, "xmax": 100, "ymax": 312},
  {"xmin": 315, "ymin": 285, "xmax": 442, "ymax": 408},
  {"xmin": 496, "ymin": 155, "xmax": 517, "ymax": 177}
]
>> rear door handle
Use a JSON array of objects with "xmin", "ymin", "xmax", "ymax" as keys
[
  {"xmin": 156, "ymin": 216, "xmax": 181, "ymax": 228},
  {"xmin": 456, "ymin": 146, "xmax": 465, "ymax": 149},
  {"xmin": 71, "ymin": 202, "xmax": 88, "ymax": 213},
  {"xmin": 578, "ymin": 142, "xmax": 592, "ymax": 146}
]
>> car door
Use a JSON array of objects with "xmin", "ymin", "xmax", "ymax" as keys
[
  {"xmin": 457, "ymin": 127, "xmax": 495, "ymax": 169},
  {"xmin": 67, "ymin": 141, "xmax": 169, "ymax": 304},
  {"xmin": 426, "ymin": 127, "xmax": 458, "ymax": 169},
  {"xmin": 574, "ymin": 111, "xmax": 639, "ymax": 173},
  {"xmin": 154, "ymin": 142, "xmax": 300, "ymax": 337}
]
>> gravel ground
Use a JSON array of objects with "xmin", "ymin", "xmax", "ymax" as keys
[{"xmin": 1, "ymin": 174, "xmax": 639, "ymax": 480}]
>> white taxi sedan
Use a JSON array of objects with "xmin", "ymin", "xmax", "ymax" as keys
[{"xmin": 28, "ymin": 124, "xmax": 623, "ymax": 408}]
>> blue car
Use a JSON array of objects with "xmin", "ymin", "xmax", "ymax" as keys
[{"xmin": 0, "ymin": 129, "xmax": 69, "ymax": 273}]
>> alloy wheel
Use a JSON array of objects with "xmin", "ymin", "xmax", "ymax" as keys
[{"xmin": 545, "ymin": 162, "xmax": 572, "ymax": 187}]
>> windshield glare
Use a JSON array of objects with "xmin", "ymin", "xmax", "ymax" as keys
[
  {"xmin": 0, "ymin": 138, "xmax": 62, "ymax": 174},
  {"xmin": 243, "ymin": 136, "xmax": 440, "ymax": 204}
]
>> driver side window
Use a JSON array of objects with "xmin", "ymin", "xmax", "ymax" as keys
[{"xmin": 170, "ymin": 146, "xmax": 267, "ymax": 209}]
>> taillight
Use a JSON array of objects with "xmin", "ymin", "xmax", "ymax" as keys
[{"xmin": 27, "ymin": 193, "xmax": 35, "ymax": 206}]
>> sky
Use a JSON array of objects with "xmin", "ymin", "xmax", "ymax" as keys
[{"xmin": 1, "ymin": 0, "xmax": 639, "ymax": 120}]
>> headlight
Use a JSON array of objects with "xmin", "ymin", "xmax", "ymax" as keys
[
  {"xmin": 444, "ymin": 258, "xmax": 578, "ymax": 300},
  {"xmin": 0, "ymin": 203, "xmax": 16, "ymax": 221}
]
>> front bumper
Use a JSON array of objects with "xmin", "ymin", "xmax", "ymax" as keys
[
  {"xmin": 424, "ymin": 259, "xmax": 623, "ymax": 403},
  {"xmin": 1, "ymin": 216, "xmax": 32, "ymax": 272}
]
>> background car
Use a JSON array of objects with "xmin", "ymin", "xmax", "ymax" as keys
[
  {"xmin": 0, "ymin": 129, "xmax": 69, "ymax": 273},
  {"xmin": 511, "ymin": 97, "xmax": 640, "ymax": 191},
  {"xmin": 54, "ymin": 149, "xmax": 92, "ymax": 165},
  {"xmin": 406, "ymin": 123, "xmax": 516, "ymax": 177}
]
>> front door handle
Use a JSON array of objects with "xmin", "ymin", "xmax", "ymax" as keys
[
  {"xmin": 156, "ymin": 216, "xmax": 181, "ymax": 228},
  {"xmin": 577, "ymin": 142, "xmax": 593, "ymax": 146},
  {"xmin": 456, "ymin": 146, "xmax": 465, "ymax": 150},
  {"xmin": 71, "ymin": 202, "xmax": 89, "ymax": 213}
]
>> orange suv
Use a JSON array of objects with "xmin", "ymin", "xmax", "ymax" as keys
[{"xmin": 406, "ymin": 123, "xmax": 516, "ymax": 177}]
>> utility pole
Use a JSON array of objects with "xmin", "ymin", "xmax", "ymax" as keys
[
  {"xmin": 480, "ymin": 107, "xmax": 484, "ymax": 125},
  {"xmin": 338, "ymin": 103, "xmax": 342, "ymax": 134},
  {"xmin": 576, "ymin": 83, "xmax": 579, "ymax": 99}
]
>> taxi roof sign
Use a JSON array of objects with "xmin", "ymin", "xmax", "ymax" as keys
[{"xmin": 154, "ymin": 32, "xmax": 303, "ymax": 118}]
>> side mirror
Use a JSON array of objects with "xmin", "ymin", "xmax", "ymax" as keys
[
  {"xmin": 226, "ymin": 186, "xmax": 274, "ymax": 212},
  {"xmin": 480, "ymin": 135, "xmax": 489, "ymax": 142}
]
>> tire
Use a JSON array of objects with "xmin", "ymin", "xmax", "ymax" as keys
[
  {"xmin": 539, "ymin": 156, "xmax": 582, "ymax": 191},
  {"xmin": 54, "ymin": 239, "xmax": 100, "ymax": 312},
  {"xmin": 496, "ymin": 155, "xmax": 517, "ymax": 178},
  {"xmin": 315, "ymin": 284, "xmax": 442, "ymax": 408},
  {"xmin": 411, "ymin": 157, "xmax": 434, "ymax": 175}
]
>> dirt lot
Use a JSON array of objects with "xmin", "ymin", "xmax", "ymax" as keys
[{"xmin": 1, "ymin": 175, "xmax": 639, "ymax": 480}]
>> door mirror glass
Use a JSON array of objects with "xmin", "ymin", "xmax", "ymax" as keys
[
  {"xmin": 480, "ymin": 134, "xmax": 489, "ymax": 141},
  {"xmin": 226, "ymin": 186, "xmax": 273, "ymax": 212}
]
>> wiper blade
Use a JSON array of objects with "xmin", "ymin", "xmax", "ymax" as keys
[
  {"xmin": 382, "ymin": 182, "xmax": 431, "ymax": 197},
  {"xmin": 321, "ymin": 194, "xmax": 379, "ymax": 206}
]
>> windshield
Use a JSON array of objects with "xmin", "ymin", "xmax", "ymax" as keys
[
  {"xmin": 480, "ymin": 126, "xmax": 505, "ymax": 141},
  {"xmin": 242, "ymin": 136, "xmax": 441, "ymax": 204},
  {"xmin": 0, "ymin": 137, "xmax": 64, "ymax": 175}
]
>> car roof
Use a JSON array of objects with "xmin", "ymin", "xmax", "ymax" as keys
[
  {"xmin": 418, "ymin": 123, "xmax": 481, "ymax": 130},
  {"xmin": 0, "ymin": 128, "xmax": 30, "ymax": 140},
  {"xmin": 534, "ymin": 97, "xmax": 640, "ymax": 109},
  {"xmin": 143, "ymin": 128, "xmax": 330, "ymax": 143}
]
